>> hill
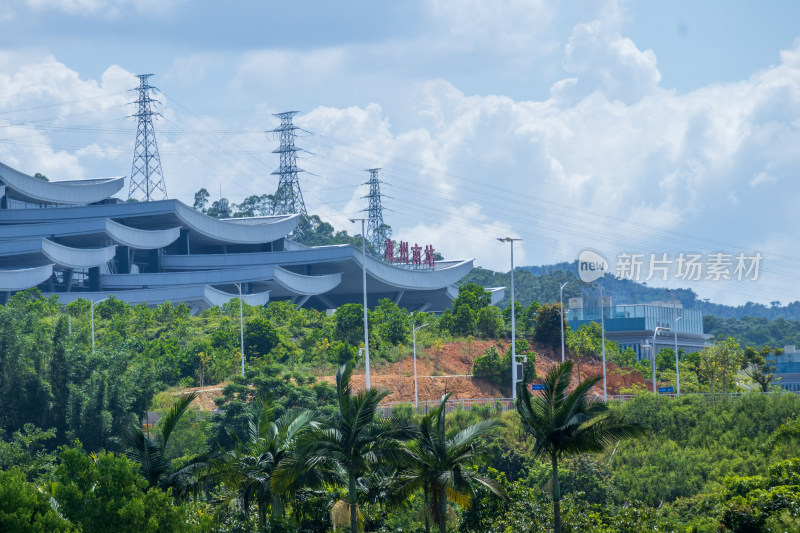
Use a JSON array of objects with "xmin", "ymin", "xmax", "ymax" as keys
[{"xmin": 461, "ymin": 261, "xmax": 800, "ymax": 320}]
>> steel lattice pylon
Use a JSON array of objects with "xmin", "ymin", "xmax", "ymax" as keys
[
  {"xmin": 362, "ymin": 168, "xmax": 389, "ymax": 256},
  {"xmin": 127, "ymin": 74, "xmax": 167, "ymax": 202},
  {"xmin": 270, "ymin": 111, "xmax": 307, "ymax": 218}
]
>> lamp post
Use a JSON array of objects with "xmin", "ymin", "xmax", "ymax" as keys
[
  {"xmin": 350, "ymin": 217, "xmax": 373, "ymax": 390},
  {"xmin": 497, "ymin": 237, "xmax": 522, "ymax": 401},
  {"xmin": 412, "ymin": 322, "xmax": 430, "ymax": 409},
  {"xmin": 560, "ymin": 281, "xmax": 570, "ymax": 363},
  {"xmin": 652, "ymin": 326, "xmax": 670, "ymax": 393},
  {"xmin": 90, "ymin": 297, "xmax": 108, "ymax": 352},
  {"xmin": 233, "ymin": 282, "xmax": 245, "ymax": 377},
  {"xmin": 599, "ymin": 286, "xmax": 607, "ymax": 401},
  {"xmin": 674, "ymin": 316, "xmax": 682, "ymax": 395}
]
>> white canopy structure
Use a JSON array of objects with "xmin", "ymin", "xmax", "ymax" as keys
[{"xmin": 0, "ymin": 161, "xmax": 477, "ymax": 311}]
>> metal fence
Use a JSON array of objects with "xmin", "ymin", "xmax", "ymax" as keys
[{"xmin": 377, "ymin": 390, "xmax": 799, "ymax": 417}]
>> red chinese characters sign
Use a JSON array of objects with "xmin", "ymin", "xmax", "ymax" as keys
[{"xmin": 385, "ymin": 239, "xmax": 435, "ymax": 268}]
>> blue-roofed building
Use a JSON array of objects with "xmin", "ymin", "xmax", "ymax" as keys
[
  {"xmin": 769, "ymin": 346, "xmax": 800, "ymax": 392},
  {"xmin": 568, "ymin": 299, "xmax": 711, "ymax": 360},
  {"xmin": 0, "ymin": 162, "xmax": 493, "ymax": 313}
]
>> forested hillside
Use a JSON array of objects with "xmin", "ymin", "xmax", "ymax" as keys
[
  {"xmin": 1, "ymin": 286, "xmax": 798, "ymax": 532},
  {"xmin": 461, "ymin": 262, "xmax": 800, "ymax": 321}
]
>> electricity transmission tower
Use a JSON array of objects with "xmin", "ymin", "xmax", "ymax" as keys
[
  {"xmin": 362, "ymin": 168, "xmax": 389, "ymax": 256},
  {"xmin": 127, "ymin": 74, "xmax": 167, "ymax": 201},
  {"xmin": 270, "ymin": 111, "xmax": 307, "ymax": 218}
]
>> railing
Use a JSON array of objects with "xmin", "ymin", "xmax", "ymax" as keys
[
  {"xmin": 378, "ymin": 397, "xmax": 514, "ymax": 418},
  {"xmin": 377, "ymin": 390, "xmax": 799, "ymax": 417}
]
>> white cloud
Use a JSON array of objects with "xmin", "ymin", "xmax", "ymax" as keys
[
  {"xmin": 24, "ymin": 0, "xmax": 185, "ymax": 17},
  {"xmin": 401, "ymin": 203, "xmax": 528, "ymax": 271},
  {"xmin": 424, "ymin": 0, "xmax": 558, "ymax": 54}
]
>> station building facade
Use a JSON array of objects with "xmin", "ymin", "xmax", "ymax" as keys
[
  {"xmin": 0, "ymin": 162, "xmax": 491, "ymax": 313},
  {"xmin": 567, "ymin": 299, "xmax": 711, "ymax": 360}
]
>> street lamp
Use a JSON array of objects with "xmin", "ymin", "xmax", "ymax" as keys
[
  {"xmin": 652, "ymin": 326, "xmax": 670, "ymax": 393},
  {"xmin": 674, "ymin": 316, "xmax": 682, "ymax": 395},
  {"xmin": 90, "ymin": 297, "xmax": 108, "ymax": 352},
  {"xmin": 233, "ymin": 283, "xmax": 245, "ymax": 377},
  {"xmin": 497, "ymin": 237, "xmax": 522, "ymax": 401},
  {"xmin": 559, "ymin": 281, "xmax": 570, "ymax": 363},
  {"xmin": 350, "ymin": 217, "xmax": 374, "ymax": 390},
  {"xmin": 598, "ymin": 285, "xmax": 607, "ymax": 401},
  {"xmin": 412, "ymin": 322, "xmax": 430, "ymax": 409}
]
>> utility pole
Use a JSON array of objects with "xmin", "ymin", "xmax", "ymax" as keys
[
  {"xmin": 560, "ymin": 281, "xmax": 570, "ymax": 363},
  {"xmin": 128, "ymin": 74, "xmax": 168, "ymax": 201},
  {"xmin": 270, "ymin": 111, "xmax": 308, "ymax": 219},
  {"xmin": 350, "ymin": 217, "xmax": 374, "ymax": 390},
  {"xmin": 498, "ymin": 237, "xmax": 522, "ymax": 400}
]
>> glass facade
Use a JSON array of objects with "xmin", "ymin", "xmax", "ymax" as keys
[{"xmin": 568, "ymin": 304, "xmax": 703, "ymax": 335}]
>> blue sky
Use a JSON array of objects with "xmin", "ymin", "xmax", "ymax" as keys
[{"xmin": 0, "ymin": 0, "xmax": 799, "ymax": 306}]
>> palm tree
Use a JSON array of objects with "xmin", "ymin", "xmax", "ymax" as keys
[
  {"xmin": 124, "ymin": 391, "xmax": 198, "ymax": 492},
  {"xmin": 403, "ymin": 393, "xmax": 507, "ymax": 533},
  {"xmin": 288, "ymin": 363, "xmax": 415, "ymax": 533},
  {"xmin": 515, "ymin": 361, "xmax": 644, "ymax": 533},
  {"xmin": 213, "ymin": 402, "xmax": 317, "ymax": 528}
]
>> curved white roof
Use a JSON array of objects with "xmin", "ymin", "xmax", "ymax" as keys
[
  {"xmin": 174, "ymin": 203, "xmax": 299, "ymax": 244},
  {"xmin": 105, "ymin": 219, "xmax": 181, "ymax": 249},
  {"xmin": 272, "ymin": 266, "xmax": 342, "ymax": 296},
  {"xmin": 41, "ymin": 239, "xmax": 116, "ymax": 269},
  {"xmin": 0, "ymin": 264, "xmax": 53, "ymax": 291},
  {"xmin": 353, "ymin": 251, "xmax": 474, "ymax": 291},
  {"xmin": 0, "ymin": 162, "xmax": 124, "ymax": 205},
  {"xmin": 47, "ymin": 284, "xmax": 270, "ymax": 311},
  {"xmin": 204, "ymin": 285, "xmax": 270, "ymax": 307}
]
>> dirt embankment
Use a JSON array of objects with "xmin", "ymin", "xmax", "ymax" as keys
[
  {"xmin": 326, "ymin": 339, "xmax": 651, "ymax": 404},
  {"xmin": 179, "ymin": 339, "xmax": 651, "ymax": 410}
]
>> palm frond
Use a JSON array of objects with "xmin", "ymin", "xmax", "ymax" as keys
[{"xmin": 158, "ymin": 391, "xmax": 197, "ymax": 449}]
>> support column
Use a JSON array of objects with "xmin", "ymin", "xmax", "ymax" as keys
[
  {"xmin": 115, "ymin": 246, "xmax": 131, "ymax": 274},
  {"xmin": 147, "ymin": 249, "xmax": 160, "ymax": 273},
  {"xmin": 178, "ymin": 229, "xmax": 190, "ymax": 255},
  {"xmin": 88, "ymin": 267, "xmax": 100, "ymax": 291}
]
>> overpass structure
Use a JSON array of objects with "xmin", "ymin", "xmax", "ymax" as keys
[{"xmin": 0, "ymin": 162, "xmax": 497, "ymax": 313}]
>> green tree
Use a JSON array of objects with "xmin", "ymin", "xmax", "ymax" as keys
[
  {"xmin": 698, "ymin": 337, "xmax": 745, "ymax": 393},
  {"xmin": 0, "ymin": 425, "xmax": 57, "ymax": 481},
  {"xmin": 245, "ymin": 316, "xmax": 281, "ymax": 359},
  {"xmin": 335, "ymin": 303, "xmax": 369, "ymax": 346},
  {"xmin": 451, "ymin": 283, "xmax": 491, "ymax": 311},
  {"xmin": 124, "ymin": 392, "xmax": 198, "ymax": 492},
  {"xmin": 290, "ymin": 363, "xmax": 414, "ymax": 533},
  {"xmin": 192, "ymin": 188, "xmax": 209, "ymax": 212},
  {"xmin": 472, "ymin": 346, "xmax": 506, "ymax": 386},
  {"xmin": 566, "ymin": 323, "xmax": 595, "ymax": 382},
  {"xmin": 403, "ymin": 393, "xmax": 506, "ymax": 533},
  {"xmin": 743, "ymin": 345, "xmax": 782, "ymax": 392},
  {"xmin": 0, "ymin": 468, "xmax": 76, "ymax": 532},
  {"xmin": 515, "ymin": 361, "xmax": 643, "ymax": 533},
  {"xmin": 372, "ymin": 298, "xmax": 409, "ymax": 346},
  {"xmin": 533, "ymin": 302, "xmax": 567, "ymax": 349},
  {"xmin": 440, "ymin": 283, "xmax": 493, "ymax": 337},
  {"xmin": 476, "ymin": 306, "xmax": 504, "ymax": 338},
  {"xmin": 214, "ymin": 402, "xmax": 317, "ymax": 527},
  {"xmin": 51, "ymin": 447, "xmax": 194, "ymax": 532}
]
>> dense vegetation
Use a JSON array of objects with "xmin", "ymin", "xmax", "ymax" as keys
[
  {"xmin": 1, "ymin": 286, "xmax": 799, "ymax": 531},
  {"xmin": 462, "ymin": 263, "xmax": 800, "ymax": 322}
]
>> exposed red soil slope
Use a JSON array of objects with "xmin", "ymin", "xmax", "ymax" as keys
[{"xmin": 180, "ymin": 339, "xmax": 651, "ymax": 410}]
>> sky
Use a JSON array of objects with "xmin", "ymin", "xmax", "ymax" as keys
[{"xmin": 0, "ymin": 0, "xmax": 798, "ymax": 306}]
